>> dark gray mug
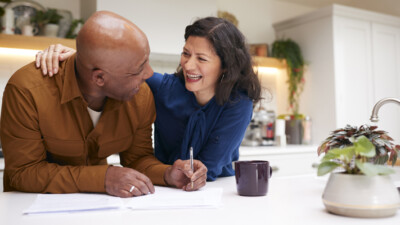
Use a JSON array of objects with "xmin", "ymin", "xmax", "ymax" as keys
[{"xmin": 234, "ymin": 160, "xmax": 272, "ymax": 196}]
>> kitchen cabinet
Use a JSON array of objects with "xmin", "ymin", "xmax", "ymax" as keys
[
  {"xmin": 273, "ymin": 4, "xmax": 400, "ymax": 144},
  {"xmin": 239, "ymin": 145, "xmax": 320, "ymax": 177}
]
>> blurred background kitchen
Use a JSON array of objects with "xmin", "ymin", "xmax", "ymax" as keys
[{"xmin": 1, "ymin": 0, "xmax": 400, "ymax": 182}]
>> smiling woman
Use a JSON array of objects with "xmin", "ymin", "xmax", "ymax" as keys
[{"xmin": 148, "ymin": 17, "xmax": 262, "ymax": 180}]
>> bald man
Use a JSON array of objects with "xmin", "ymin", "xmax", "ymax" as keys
[{"xmin": 0, "ymin": 11, "xmax": 207, "ymax": 197}]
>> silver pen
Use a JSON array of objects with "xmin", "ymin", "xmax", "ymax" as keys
[{"xmin": 190, "ymin": 147, "xmax": 194, "ymax": 189}]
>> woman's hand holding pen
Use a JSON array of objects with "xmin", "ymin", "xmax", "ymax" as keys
[{"xmin": 164, "ymin": 159, "xmax": 207, "ymax": 191}]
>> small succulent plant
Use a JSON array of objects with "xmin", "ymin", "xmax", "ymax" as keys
[
  {"xmin": 318, "ymin": 124, "xmax": 399, "ymax": 166},
  {"xmin": 318, "ymin": 135, "xmax": 396, "ymax": 176}
]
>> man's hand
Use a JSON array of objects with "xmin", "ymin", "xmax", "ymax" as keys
[
  {"xmin": 164, "ymin": 159, "xmax": 207, "ymax": 191},
  {"xmin": 105, "ymin": 166, "xmax": 155, "ymax": 198}
]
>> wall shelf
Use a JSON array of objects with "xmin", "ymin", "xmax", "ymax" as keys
[
  {"xmin": 0, "ymin": 34, "xmax": 76, "ymax": 50},
  {"xmin": 253, "ymin": 56, "xmax": 286, "ymax": 68},
  {"xmin": 0, "ymin": 34, "xmax": 286, "ymax": 69}
]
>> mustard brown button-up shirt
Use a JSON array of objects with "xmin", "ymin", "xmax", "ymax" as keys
[{"xmin": 1, "ymin": 55, "xmax": 169, "ymax": 193}]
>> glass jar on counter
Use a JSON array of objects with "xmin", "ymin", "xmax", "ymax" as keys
[{"xmin": 302, "ymin": 116, "xmax": 312, "ymax": 145}]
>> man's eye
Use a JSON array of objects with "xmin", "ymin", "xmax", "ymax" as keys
[{"xmin": 182, "ymin": 52, "xmax": 189, "ymax": 56}]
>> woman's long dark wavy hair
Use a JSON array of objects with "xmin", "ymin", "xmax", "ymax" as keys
[{"xmin": 175, "ymin": 17, "xmax": 262, "ymax": 106}]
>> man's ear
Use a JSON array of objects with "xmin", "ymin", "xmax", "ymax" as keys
[{"xmin": 92, "ymin": 69, "xmax": 105, "ymax": 86}]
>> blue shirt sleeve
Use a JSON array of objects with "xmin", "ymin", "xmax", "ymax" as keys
[
  {"xmin": 198, "ymin": 98, "xmax": 253, "ymax": 181},
  {"xmin": 145, "ymin": 72, "xmax": 164, "ymax": 97}
]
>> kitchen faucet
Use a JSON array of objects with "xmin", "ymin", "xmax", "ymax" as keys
[{"xmin": 370, "ymin": 97, "xmax": 400, "ymax": 122}]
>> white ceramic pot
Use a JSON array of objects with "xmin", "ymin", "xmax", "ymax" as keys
[
  {"xmin": 44, "ymin": 24, "xmax": 59, "ymax": 37},
  {"xmin": 322, "ymin": 173, "xmax": 400, "ymax": 218}
]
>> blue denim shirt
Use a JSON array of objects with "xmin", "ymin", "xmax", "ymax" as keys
[{"xmin": 146, "ymin": 72, "xmax": 253, "ymax": 180}]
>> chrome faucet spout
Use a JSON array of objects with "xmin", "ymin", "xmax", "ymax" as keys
[{"xmin": 370, "ymin": 97, "xmax": 400, "ymax": 122}]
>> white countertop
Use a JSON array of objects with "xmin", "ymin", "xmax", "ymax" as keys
[
  {"xmin": 0, "ymin": 174, "xmax": 399, "ymax": 225},
  {"xmin": 239, "ymin": 144, "xmax": 318, "ymax": 156}
]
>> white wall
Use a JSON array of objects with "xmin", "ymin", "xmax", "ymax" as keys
[
  {"xmin": 217, "ymin": 0, "xmax": 315, "ymax": 45},
  {"xmin": 96, "ymin": 0, "xmax": 218, "ymax": 55},
  {"xmin": 34, "ymin": 0, "xmax": 81, "ymax": 19}
]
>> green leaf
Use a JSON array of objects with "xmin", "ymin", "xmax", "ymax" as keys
[
  {"xmin": 317, "ymin": 161, "xmax": 341, "ymax": 176},
  {"xmin": 374, "ymin": 164, "xmax": 395, "ymax": 175},
  {"xmin": 355, "ymin": 160, "xmax": 394, "ymax": 176},
  {"xmin": 324, "ymin": 146, "xmax": 354, "ymax": 162},
  {"xmin": 321, "ymin": 152, "xmax": 338, "ymax": 162},
  {"xmin": 354, "ymin": 136, "xmax": 375, "ymax": 157}
]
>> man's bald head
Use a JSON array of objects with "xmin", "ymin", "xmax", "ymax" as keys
[
  {"xmin": 76, "ymin": 11, "xmax": 149, "ymax": 73},
  {"xmin": 73, "ymin": 11, "xmax": 153, "ymax": 105}
]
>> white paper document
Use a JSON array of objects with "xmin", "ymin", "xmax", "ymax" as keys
[
  {"xmin": 126, "ymin": 186, "xmax": 223, "ymax": 210},
  {"xmin": 23, "ymin": 187, "xmax": 223, "ymax": 214},
  {"xmin": 24, "ymin": 193, "xmax": 123, "ymax": 214}
]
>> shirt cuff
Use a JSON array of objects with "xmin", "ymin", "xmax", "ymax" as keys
[
  {"xmin": 146, "ymin": 164, "xmax": 171, "ymax": 186},
  {"xmin": 78, "ymin": 165, "xmax": 110, "ymax": 193}
]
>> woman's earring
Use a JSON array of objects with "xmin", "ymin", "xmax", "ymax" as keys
[{"xmin": 220, "ymin": 73, "xmax": 225, "ymax": 83}]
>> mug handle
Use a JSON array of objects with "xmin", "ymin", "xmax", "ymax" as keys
[{"xmin": 269, "ymin": 166, "xmax": 273, "ymax": 178}]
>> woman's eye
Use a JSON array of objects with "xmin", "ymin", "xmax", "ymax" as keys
[
  {"xmin": 182, "ymin": 52, "xmax": 189, "ymax": 56},
  {"xmin": 198, "ymin": 57, "xmax": 207, "ymax": 61}
]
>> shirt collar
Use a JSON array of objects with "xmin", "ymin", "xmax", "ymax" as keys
[{"xmin": 60, "ymin": 53, "xmax": 83, "ymax": 104}]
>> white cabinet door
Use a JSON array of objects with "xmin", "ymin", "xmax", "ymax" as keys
[
  {"xmin": 371, "ymin": 23, "xmax": 400, "ymax": 140},
  {"xmin": 334, "ymin": 16, "xmax": 374, "ymax": 128}
]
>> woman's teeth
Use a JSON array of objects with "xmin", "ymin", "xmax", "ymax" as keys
[{"xmin": 187, "ymin": 74, "xmax": 202, "ymax": 80}]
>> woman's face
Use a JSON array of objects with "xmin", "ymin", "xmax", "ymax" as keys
[{"xmin": 180, "ymin": 36, "xmax": 223, "ymax": 103}]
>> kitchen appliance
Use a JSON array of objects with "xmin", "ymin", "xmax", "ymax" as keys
[
  {"xmin": 241, "ymin": 120, "xmax": 262, "ymax": 146},
  {"xmin": 241, "ymin": 109, "xmax": 276, "ymax": 146}
]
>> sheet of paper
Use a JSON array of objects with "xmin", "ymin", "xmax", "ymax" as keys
[
  {"xmin": 125, "ymin": 186, "xmax": 223, "ymax": 210},
  {"xmin": 23, "ymin": 187, "xmax": 223, "ymax": 214},
  {"xmin": 23, "ymin": 193, "xmax": 123, "ymax": 214}
]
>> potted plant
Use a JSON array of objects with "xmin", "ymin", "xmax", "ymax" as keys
[
  {"xmin": 0, "ymin": 0, "xmax": 11, "ymax": 18},
  {"xmin": 271, "ymin": 39, "xmax": 306, "ymax": 144},
  {"xmin": 317, "ymin": 125, "xmax": 400, "ymax": 218},
  {"xmin": 31, "ymin": 8, "xmax": 62, "ymax": 36},
  {"xmin": 65, "ymin": 19, "xmax": 84, "ymax": 39}
]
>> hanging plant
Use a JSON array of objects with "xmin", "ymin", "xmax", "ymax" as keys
[{"xmin": 271, "ymin": 39, "xmax": 305, "ymax": 116}]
